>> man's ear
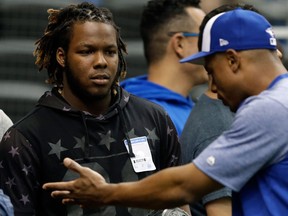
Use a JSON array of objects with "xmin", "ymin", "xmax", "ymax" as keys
[
  {"xmin": 226, "ymin": 49, "xmax": 240, "ymax": 72},
  {"xmin": 171, "ymin": 34, "xmax": 186, "ymax": 59},
  {"xmin": 277, "ymin": 49, "xmax": 283, "ymax": 60},
  {"xmin": 56, "ymin": 47, "xmax": 66, "ymax": 67}
]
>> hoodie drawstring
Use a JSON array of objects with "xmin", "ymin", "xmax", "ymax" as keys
[
  {"xmin": 117, "ymin": 105, "xmax": 135, "ymax": 158},
  {"xmin": 80, "ymin": 112, "xmax": 91, "ymax": 162}
]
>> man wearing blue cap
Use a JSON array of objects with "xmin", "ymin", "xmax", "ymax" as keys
[{"xmin": 43, "ymin": 4, "xmax": 288, "ymax": 215}]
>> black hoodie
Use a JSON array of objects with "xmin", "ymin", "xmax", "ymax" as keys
[{"xmin": 0, "ymin": 87, "xmax": 181, "ymax": 216}]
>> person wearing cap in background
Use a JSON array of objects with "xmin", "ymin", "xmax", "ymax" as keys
[{"xmin": 43, "ymin": 3, "xmax": 288, "ymax": 215}]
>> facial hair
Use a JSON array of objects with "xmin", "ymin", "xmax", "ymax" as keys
[{"xmin": 64, "ymin": 61, "xmax": 113, "ymax": 104}]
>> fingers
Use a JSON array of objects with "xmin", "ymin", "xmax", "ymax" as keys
[
  {"xmin": 62, "ymin": 198, "xmax": 76, "ymax": 205},
  {"xmin": 63, "ymin": 158, "xmax": 83, "ymax": 174},
  {"xmin": 43, "ymin": 158, "xmax": 85, "ymax": 191},
  {"xmin": 64, "ymin": 158, "xmax": 101, "ymax": 178},
  {"xmin": 43, "ymin": 181, "xmax": 73, "ymax": 191},
  {"xmin": 42, "ymin": 158, "xmax": 83, "ymax": 190},
  {"xmin": 62, "ymin": 199, "xmax": 91, "ymax": 209},
  {"xmin": 51, "ymin": 190, "xmax": 71, "ymax": 198}
]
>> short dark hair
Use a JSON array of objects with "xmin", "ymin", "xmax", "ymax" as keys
[
  {"xmin": 140, "ymin": 0, "xmax": 201, "ymax": 65},
  {"xmin": 34, "ymin": 2, "xmax": 127, "ymax": 87}
]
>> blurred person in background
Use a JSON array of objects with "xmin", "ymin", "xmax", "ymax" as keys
[
  {"xmin": 180, "ymin": 75, "xmax": 234, "ymax": 216},
  {"xmin": 0, "ymin": 189, "xmax": 13, "ymax": 216},
  {"xmin": 0, "ymin": 109, "xmax": 13, "ymax": 216},
  {"xmin": 200, "ymin": 0, "xmax": 240, "ymax": 13},
  {"xmin": 121, "ymin": 0, "xmax": 208, "ymax": 135}
]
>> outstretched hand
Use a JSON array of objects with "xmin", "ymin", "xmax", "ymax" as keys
[{"xmin": 43, "ymin": 158, "xmax": 107, "ymax": 207}]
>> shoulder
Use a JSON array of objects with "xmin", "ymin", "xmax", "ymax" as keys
[
  {"xmin": 124, "ymin": 92, "xmax": 174, "ymax": 129},
  {"xmin": 237, "ymin": 88, "xmax": 288, "ymax": 123}
]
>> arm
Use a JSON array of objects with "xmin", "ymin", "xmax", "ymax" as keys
[
  {"xmin": 194, "ymin": 139, "xmax": 232, "ymax": 216},
  {"xmin": 43, "ymin": 157, "xmax": 223, "ymax": 209},
  {"xmin": 205, "ymin": 197, "xmax": 231, "ymax": 216}
]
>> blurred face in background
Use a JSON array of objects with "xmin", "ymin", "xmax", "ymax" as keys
[{"xmin": 182, "ymin": 7, "xmax": 208, "ymax": 85}]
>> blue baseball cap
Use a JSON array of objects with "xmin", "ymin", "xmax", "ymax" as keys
[{"xmin": 180, "ymin": 8, "xmax": 277, "ymax": 65}]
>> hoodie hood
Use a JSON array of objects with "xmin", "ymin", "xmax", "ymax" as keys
[
  {"xmin": 37, "ymin": 87, "xmax": 129, "ymax": 120},
  {"xmin": 36, "ymin": 86, "xmax": 134, "ymax": 160}
]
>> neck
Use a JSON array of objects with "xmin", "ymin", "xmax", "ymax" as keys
[
  {"xmin": 147, "ymin": 61, "xmax": 193, "ymax": 97},
  {"xmin": 60, "ymin": 89, "xmax": 113, "ymax": 116},
  {"xmin": 204, "ymin": 89, "xmax": 218, "ymax": 99}
]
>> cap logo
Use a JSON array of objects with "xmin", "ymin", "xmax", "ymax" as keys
[
  {"xmin": 265, "ymin": 27, "xmax": 275, "ymax": 38},
  {"xmin": 219, "ymin": 38, "xmax": 229, "ymax": 47},
  {"xmin": 265, "ymin": 27, "xmax": 277, "ymax": 46},
  {"xmin": 206, "ymin": 156, "xmax": 216, "ymax": 166},
  {"xmin": 270, "ymin": 38, "xmax": 277, "ymax": 46}
]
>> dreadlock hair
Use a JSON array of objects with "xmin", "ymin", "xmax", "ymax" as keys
[
  {"xmin": 34, "ymin": 2, "xmax": 127, "ymax": 89},
  {"xmin": 140, "ymin": 0, "xmax": 201, "ymax": 65}
]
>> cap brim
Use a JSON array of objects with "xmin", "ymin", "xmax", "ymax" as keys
[{"xmin": 180, "ymin": 51, "xmax": 216, "ymax": 65}]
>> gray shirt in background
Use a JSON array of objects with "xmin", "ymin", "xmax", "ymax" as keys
[{"xmin": 180, "ymin": 94, "xmax": 234, "ymax": 216}]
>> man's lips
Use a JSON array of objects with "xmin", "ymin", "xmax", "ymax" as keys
[{"xmin": 89, "ymin": 74, "xmax": 110, "ymax": 85}]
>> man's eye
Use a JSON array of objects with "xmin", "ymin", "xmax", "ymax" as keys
[
  {"xmin": 80, "ymin": 50, "xmax": 93, "ymax": 54},
  {"xmin": 106, "ymin": 50, "xmax": 117, "ymax": 56}
]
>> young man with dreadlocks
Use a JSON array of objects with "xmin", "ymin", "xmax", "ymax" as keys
[{"xmin": 0, "ymin": 2, "xmax": 186, "ymax": 215}]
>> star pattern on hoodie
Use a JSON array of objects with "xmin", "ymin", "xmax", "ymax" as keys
[
  {"xmin": 124, "ymin": 95, "xmax": 129, "ymax": 102},
  {"xmin": 98, "ymin": 130, "xmax": 115, "ymax": 151},
  {"xmin": 5, "ymin": 177, "xmax": 16, "ymax": 188},
  {"xmin": 127, "ymin": 129, "xmax": 137, "ymax": 139},
  {"xmin": 3, "ymin": 131, "xmax": 11, "ymax": 141},
  {"xmin": 73, "ymin": 136, "xmax": 86, "ymax": 151},
  {"xmin": 145, "ymin": 127, "xmax": 159, "ymax": 147},
  {"xmin": 167, "ymin": 126, "xmax": 174, "ymax": 135},
  {"xmin": 9, "ymin": 146, "xmax": 20, "ymax": 158},
  {"xmin": 170, "ymin": 155, "xmax": 179, "ymax": 165},
  {"xmin": 48, "ymin": 139, "xmax": 68, "ymax": 159},
  {"xmin": 20, "ymin": 194, "xmax": 30, "ymax": 205},
  {"xmin": 22, "ymin": 164, "xmax": 32, "ymax": 176}
]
